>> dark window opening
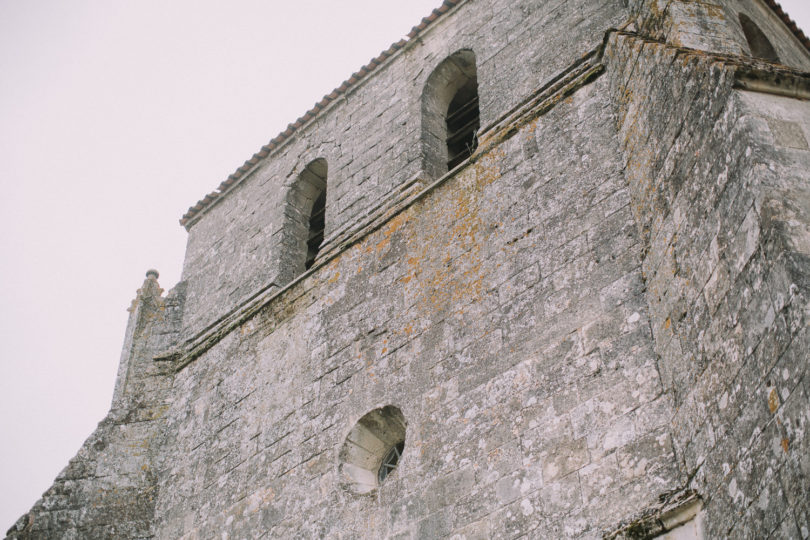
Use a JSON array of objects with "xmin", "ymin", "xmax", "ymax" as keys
[
  {"xmin": 421, "ymin": 49, "xmax": 479, "ymax": 180},
  {"xmin": 446, "ymin": 79, "xmax": 480, "ymax": 170},
  {"xmin": 378, "ymin": 441, "xmax": 405, "ymax": 484},
  {"xmin": 305, "ymin": 190, "xmax": 326, "ymax": 270},
  {"xmin": 280, "ymin": 157, "xmax": 327, "ymax": 284},
  {"xmin": 739, "ymin": 13, "xmax": 780, "ymax": 63}
]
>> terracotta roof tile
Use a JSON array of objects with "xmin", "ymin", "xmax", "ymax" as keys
[{"xmin": 764, "ymin": 0, "xmax": 810, "ymax": 52}]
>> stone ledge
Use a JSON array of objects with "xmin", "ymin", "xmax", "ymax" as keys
[
  {"xmin": 163, "ymin": 32, "xmax": 810, "ymax": 375},
  {"xmin": 608, "ymin": 30, "xmax": 810, "ymax": 99},
  {"xmin": 604, "ymin": 489, "xmax": 702, "ymax": 539},
  {"xmin": 156, "ymin": 47, "xmax": 610, "ymax": 374}
]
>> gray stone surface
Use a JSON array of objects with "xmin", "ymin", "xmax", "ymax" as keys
[
  {"xmin": 7, "ymin": 0, "xmax": 810, "ymax": 538},
  {"xmin": 604, "ymin": 23, "xmax": 810, "ymax": 538}
]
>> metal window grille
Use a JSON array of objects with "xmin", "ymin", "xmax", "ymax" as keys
[{"xmin": 378, "ymin": 441, "xmax": 405, "ymax": 484}]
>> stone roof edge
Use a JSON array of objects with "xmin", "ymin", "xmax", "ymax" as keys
[
  {"xmin": 179, "ymin": 0, "xmax": 466, "ymax": 229},
  {"xmin": 178, "ymin": 0, "xmax": 809, "ymax": 229}
]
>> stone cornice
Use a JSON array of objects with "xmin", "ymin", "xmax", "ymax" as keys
[{"xmin": 159, "ymin": 45, "xmax": 609, "ymax": 373}]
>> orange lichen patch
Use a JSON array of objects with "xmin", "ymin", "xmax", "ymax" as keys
[
  {"xmin": 261, "ymin": 487, "xmax": 276, "ymax": 504},
  {"xmin": 665, "ymin": 318, "xmax": 671, "ymax": 329},
  {"xmin": 781, "ymin": 438, "xmax": 789, "ymax": 453},
  {"xmin": 318, "ymin": 257, "xmax": 343, "ymax": 283},
  {"xmin": 378, "ymin": 213, "xmax": 409, "ymax": 253},
  {"xmin": 367, "ymin": 146, "xmax": 509, "ymax": 343},
  {"xmin": 327, "ymin": 272, "xmax": 341, "ymax": 284},
  {"xmin": 768, "ymin": 388, "xmax": 779, "ymax": 413},
  {"xmin": 473, "ymin": 147, "xmax": 505, "ymax": 190},
  {"xmin": 524, "ymin": 117, "xmax": 540, "ymax": 135}
]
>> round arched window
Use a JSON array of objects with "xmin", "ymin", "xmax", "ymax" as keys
[{"xmin": 338, "ymin": 405, "xmax": 406, "ymax": 494}]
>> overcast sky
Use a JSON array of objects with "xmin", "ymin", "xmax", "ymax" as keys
[{"xmin": 1, "ymin": 0, "xmax": 808, "ymax": 531}]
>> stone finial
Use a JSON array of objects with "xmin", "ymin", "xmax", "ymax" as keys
[
  {"xmin": 141, "ymin": 269, "xmax": 163, "ymax": 298},
  {"xmin": 128, "ymin": 269, "xmax": 164, "ymax": 312}
]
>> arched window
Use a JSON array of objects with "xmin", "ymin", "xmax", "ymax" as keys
[
  {"xmin": 306, "ymin": 189, "xmax": 326, "ymax": 270},
  {"xmin": 739, "ymin": 13, "xmax": 780, "ymax": 63},
  {"xmin": 279, "ymin": 158, "xmax": 327, "ymax": 282},
  {"xmin": 339, "ymin": 406, "xmax": 406, "ymax": 494},
  {"xmin": 421, "ymin": 49, "xmax": 480, "ymax": 180}
]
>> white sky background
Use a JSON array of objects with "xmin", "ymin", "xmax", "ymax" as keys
[{"xmin": 0, "ymin": 0, "xmax": 808, "ymax": 530}]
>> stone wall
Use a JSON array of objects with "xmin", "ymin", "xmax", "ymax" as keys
[
  {"xmin": 152, "ymin": 70, "xmax": 683, "ymax": 538},
  {"xmin": 177, "ymin": 0, "xmax": 630, "ymax": 338},
  {"xmin": 7, "ymin": 0, "xmax": 810, "ymax": 538},
  {"xmin": 630, "ymin": 0, "xmax": 810, "ymax": 71},
  {"xmin": 605, "ymin": 29, "xmax": 810, "ymax": 538}
]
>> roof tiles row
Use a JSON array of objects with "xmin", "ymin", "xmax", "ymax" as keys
[
  {"xmin": 179, "ymin": 0, "xmax": 810, "ymax": 228},
  {"xmin": 180, "ymin": 0, "xmax": 463, "ymax": 228},
  {"xmin": 765, "ymin": 0, "xmax": 810, "ymax": 51}
]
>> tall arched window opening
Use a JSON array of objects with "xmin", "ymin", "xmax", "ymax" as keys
[
  {"xmin": 279, "ymin": 158, "xmax": 327, "ymax": 282},
  {"xmin": 446, "ymin": 78, "xmax": 480, "ymax": 170},
  {"xmin": 306, "ymin": 189, "xmax": 326, "ymax": 270},
  {"xmin": 739, "ymin": 13, "xmax": 780, "ymax": 63},
  {"xmin": 421, "ymin": 49, "xmax": 480, "ymax": 180}
]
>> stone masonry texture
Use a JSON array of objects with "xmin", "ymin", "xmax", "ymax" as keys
[{"xmin": 7, "ymin": 0, "xmax": 810, "ymax": 538}]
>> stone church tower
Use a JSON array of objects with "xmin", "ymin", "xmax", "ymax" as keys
[{"xmin": 7, "ymin": 0, "xmax": 810, "ymax": 538}]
